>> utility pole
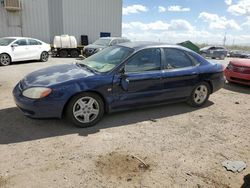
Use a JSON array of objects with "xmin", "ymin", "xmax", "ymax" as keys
[{"xmin": 223, "ymin": 32, "xmax": 227, "ymax": 46}]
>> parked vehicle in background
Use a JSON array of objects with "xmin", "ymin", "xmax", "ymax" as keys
[
  {"xmin": 0, "ymin": 37, "xmax": 50, "ymax": 66},
  {"xmin": 224, "ymin": 59, "xmax": 250, "ymax": 85},
  {"xmin": 200, "ymin": 46, "xmax": 228, "ymax": 60},
  {"xmin": 229, "ymin": 50, "xmax": 250, "ymax": 58},
  {"xmin": 13, "ymin": 42, "xmax": 225, "ymax": 128},
  {"xmin": 51, "ymin": 35, "xmax": 83, "ymax": 58},
  {"xmin": 84, "ymin": 37, "xmax": 130, "ymax": 57}
]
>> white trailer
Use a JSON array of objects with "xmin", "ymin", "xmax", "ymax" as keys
[{"xmin": 51, "ymin": 35, "xmax": 83, "ymax": 57}]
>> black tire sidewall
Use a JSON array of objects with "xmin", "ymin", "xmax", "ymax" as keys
[
  {"xmin": 188, "ymin": 82, "xmax": 211, "ymax": 107},
  {"xmin": 59, "ymin": 50, "xmax": 68, "ymax": 58},
  {"xmin": 66, "ymin": 92, "xmax": 104, "ymax": 128},
  {"xmin": 70, "ymin": 50, "xmax": 79, "ymax": 58}
]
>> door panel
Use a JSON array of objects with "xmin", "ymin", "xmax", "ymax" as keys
[
  {"xmin": 112, "ymin": 71, "xmax": 164, "ymax": 109},
  {"xmin": 28, "ymin": 39, "xmax": 43, "ymax": 59},
  {"xmin": 161, "ymin": 48, "xmax": 200, "ymax": 99},
  {"xmin": 111, "ymin": 48, "xmax": 164, "ymax": 109},
  {"xmin": 11, "ymin": 39, "xmax": 30, "ymax": 61},
  {"xmin": 162, "ymin": 67, "xmax": 199, "ymax": 99}
]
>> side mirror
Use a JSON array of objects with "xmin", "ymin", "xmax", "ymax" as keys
[
  {"xmin": 11, "ymin": 44, "xmax": 18, "ymax": 48},
  {"xmin": 118, "ymin": 67, "xmax": 126, "ymax": 76}
]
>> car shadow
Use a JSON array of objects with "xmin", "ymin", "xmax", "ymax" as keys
[
  {"xmin": 0, "ymin": 101, "xmax": 213, "ymax": 144},
  {"xmin": 223, "ymin": 82, "xmax": 250, "ymax": 94}
]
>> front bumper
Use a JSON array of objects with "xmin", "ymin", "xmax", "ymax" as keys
[
  {"xmin": 12, "ymin": 83, "xmax": 64, "ymax": 118},
  {"xmin": 224, "ymin": 69, "xmax": 250, "ymax": 86}
]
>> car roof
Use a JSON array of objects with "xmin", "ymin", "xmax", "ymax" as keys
[
  {"xmin": 2, "ymin": 37, "xmax": 40, "ymax": 40},
  {"xmin": 99, "ymin": 37, "xmax": 129, "ymax": 40},
  {"xmin": 118, "ymin": 41, "xmax": 193, "ymax": 52}
]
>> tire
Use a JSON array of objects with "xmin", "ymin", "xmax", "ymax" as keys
[
  {"xmin": 40, "ymin": 51, "xmax": 49, "ymax": 62},
  {"xmin": 70, "ymin": 50, "xmax": 80, "ymax": 58},
  {"xmin": 0, "ymin": 53, "xmax": 11, "ymax": 66},
  {"xmin": 59, "ymin": 50, "xmax": 68, "ymax": 58},
  {"xmin": 220, "ymin": 54, "xmax": 225, "ymax": 60},
  {"xmin": 66, "ymin": 92, "xmax": 104, "ymax": 128},
  {"xmin": 187, "ymin": 82, "xmax": 211, "ymax": 107}
]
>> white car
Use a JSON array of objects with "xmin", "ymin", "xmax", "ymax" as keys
[{"xmin": 0, "ymin": 37, "xmax": 51, "ymax": 66}]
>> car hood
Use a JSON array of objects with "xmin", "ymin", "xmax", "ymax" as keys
[
  {"xmin": 85, "ymin": 44, "xmax": 107, "ymax": 49},
  {"xmin": 230, "ymin": 59, "xmax": 250, "ymax": 67},
  {"xmin": 20, "ymin": 63, "xmax": 95, "ymax": 89}
]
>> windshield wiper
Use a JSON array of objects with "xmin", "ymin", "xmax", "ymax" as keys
[{"xmin": 75, "ymin": 62, "xmax": 99, "ymax": 73}]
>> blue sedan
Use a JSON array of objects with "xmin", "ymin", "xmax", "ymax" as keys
[{"xmin": 13, "ymin": 42, "xmax": 225, "ymax": 127}]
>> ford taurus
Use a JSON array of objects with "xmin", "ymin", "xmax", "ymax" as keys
[{"xmin": 13, "ymin": 42, "xmax": 225, "ymax": 127}]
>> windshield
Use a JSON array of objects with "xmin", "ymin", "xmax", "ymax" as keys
[
  {"xmin": 0, "ymin": 38, "xmax": 16, "ymax": 46},
  {"xmin": 93, "ymin": 38, "xmax": 112, "ymax": 46},
  {"xmin": 79, "ymin": 46, "xmax": 134, "ymax": 73}
]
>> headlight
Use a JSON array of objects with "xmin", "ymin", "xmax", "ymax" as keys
[
  {"xmin": 96, "ymin": 48, "xmax": 103, "ymax": 52},
  {"xmin": 22, "ymin": 87, "xmax": 52, "ymax": 99}
]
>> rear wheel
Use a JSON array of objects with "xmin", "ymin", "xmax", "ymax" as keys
[
  {"xmin": 66, "ymin": 92, "xmax": 104, "ymax": 128},
  {"xmin": 70, "ymin": 50, "xmax": 80, "ymax": 58},
  {"xmin": 59, "ymin": 50, "xmax": 68, "ymax": 58},
  {"xmin": 187, "ymin": 82, "xmax": 211, "ymax": 107},
  {"xmin": 40, "ymin": 51, "xmax": 49, "ymax": 62},
  {"xmin": 0, "ymin": 54, "xmax": 11, "ymax": 66},
  {"xmin": 220, "ymin": 54, "xmax": 225, "ymax": 60}
]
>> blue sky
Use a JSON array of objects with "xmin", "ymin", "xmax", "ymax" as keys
[{"xmin": 122, "ymin": 0, "xmax": 250, "ymax": 45}]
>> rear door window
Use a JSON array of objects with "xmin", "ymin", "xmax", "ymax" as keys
[{"xmin": 163, "ymin": 48, "xmax": 194, "ymax": 69}]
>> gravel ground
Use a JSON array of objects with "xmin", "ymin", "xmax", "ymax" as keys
[{"xmin": 0, "ymin": 57, "xmax": 249, "ymax": 188}]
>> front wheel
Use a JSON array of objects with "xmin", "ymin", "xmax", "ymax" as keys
[
  {"xmin": 0, "ymin": 54, "xmax": 11, "ymax": 66},
  {"xmin": 66, "ymin": 92, "xmax": 104, "ymax": 128},
  {"xmin": 187, "ymin": 82, "xmax": 211, "ymax": 107},
  {"xmin": 40, "ymin": 51, "xmax": 49, "ymax": 62}
]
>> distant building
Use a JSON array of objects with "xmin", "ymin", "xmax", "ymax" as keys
[{"xmin": 0, "ymin": 0, "xmax": 122, "ymax": 44}]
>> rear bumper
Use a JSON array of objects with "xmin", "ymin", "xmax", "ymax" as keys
[
  {"xmin": 209, "ymin": 72, "xmax": 225, "ymax": 93},
  {"xmin": 224, "ymin": 69, "xmax": 250, "ymax": 85}
]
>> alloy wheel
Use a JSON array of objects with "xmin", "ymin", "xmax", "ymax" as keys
[
  {"xmin": 193, "ymin": 85, "xmax": 208, "ymax": 104},
  {"xmin": 0, "ymin": 54, "xmax": 11, "ymax": 66},
  {"xmin": 72, "ymin": 97, "xmax": 100, "ymax": 123},
  {"xmin": 41, "ymin": 52, "xmax": 49, "ymax": 62}
]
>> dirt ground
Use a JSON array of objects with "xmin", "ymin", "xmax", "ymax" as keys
[{"xmin": 0, "ymin": 58, "xmax": 249, "ymax": 188}]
